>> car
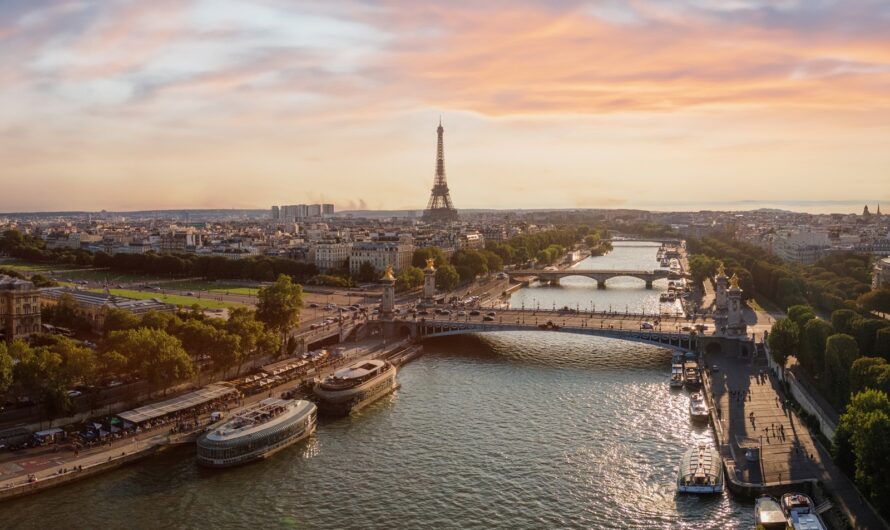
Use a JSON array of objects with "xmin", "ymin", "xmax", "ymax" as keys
[
  {"xmin": 186, "ymin": 292, "xmax": 195, "ymax": 296},
  {"xmin": 417, "ymin": 310, "xmax": 429, "ymax": 316},
  {"xmin": 681, "ymin": 325, "xmax": 693, "ymax": 332},
  {"xmin": 107, "ymin": 380, "xmax": 123, "ymax": 388},
  {"xmin": 483, "ymin": 315, "xmax": 495, "ymax": 322},
  {"xmin": 711, "ymin": 364, "xmax": 720, "ymax": 373},
  {"xmin": 308, "ymin": 303, "xmax": 319, "ymax": 308},
  {"xmin": 457, "ymin": 311, "xmax": 466, "ymax": 316},
  {"xmin": 486, "ymin": 311, "xmax": 496, "ymax": 317},
  {"xmin": 695, "ymin": 324, "xmax": 709, "ymax": 332},
  {"xmin": 66, "ymin": 390, "xmax": 82, "ymax": 398},
  {"xmin": 469, "ymin": 310, "xmax": 481, "ymax": 316},
  {"xmin": 310, "ymin": 323, "xmax": 320, "ymax": 330},
  {"xmin": 640, "ymin": 322, "xmax": 654, "ymax": 330}
]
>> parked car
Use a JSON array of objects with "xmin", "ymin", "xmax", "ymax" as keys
[
  {"xmin": 469, "ymin": 310, "xmax": 481, "ymax": 316},
  {"xmin": 640, "ymin": 322, "xmax": 654, "ymax": 330},
  {"xmin": 483, "ymin": 315, "xmax": 495, "ymax": 322}
]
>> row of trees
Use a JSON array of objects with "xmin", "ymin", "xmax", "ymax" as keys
[
  {"xmin": 687, "ymin": 235, "xmax": 877, "ymax": 314},
  {"xmin": 1, "ymin": 275, "xmax": 303, "ymax": 419},
  {"xmin": 1, "ymin": 229, "xmax": 319, "ymax": 283},
  {"xmin": 768, "ymin": 305, "xmax": 890, "ymax": 409}
]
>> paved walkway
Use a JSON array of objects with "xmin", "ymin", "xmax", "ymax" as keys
[{"xmin": 706, "ymin": 352, "xmax": 822, "ymax": 486}]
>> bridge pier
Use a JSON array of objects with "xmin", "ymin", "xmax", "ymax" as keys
[
  {"xmin": 597, "ymin": 282, "xmax": 606, "ymax": 290},
  {"xmin": 645, "ymin": 280, "xmax": 653, "ymax": 289}
]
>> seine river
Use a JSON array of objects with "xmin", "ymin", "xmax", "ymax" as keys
[{"xmin": 0, "ymin": 243, "xmax": 754, "ymax": 529}]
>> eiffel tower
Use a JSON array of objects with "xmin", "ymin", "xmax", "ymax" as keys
[{"xmin": 423, "ymin": 119, "xmax": 459, "ymax": 222}]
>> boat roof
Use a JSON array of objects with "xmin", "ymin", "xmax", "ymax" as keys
[
  {"xmin": 679, "ymin": 445, "xmax": 721, "ymax": 479},
  {"xmin": 333, "ymin": 359, "xmax": 385, "ymax": 380},
  {"xmin": 204, "ymin": 398, "xmax": 315, "ymax": 442}
]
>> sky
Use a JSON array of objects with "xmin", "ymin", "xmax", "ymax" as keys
[{"xmin": 1, "ymin": 0, "xmax": 889, "ymax": 214}]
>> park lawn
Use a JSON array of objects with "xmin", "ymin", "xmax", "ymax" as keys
[
  {"xmin": 90, "ymin": 288, "xmax": 243, "ymax": 310},
  {"xmin": 0, "ymin": 260, "xmax": 58, "ymax": 272},
  {"xmin": 161, "ymin": 280, "xmax": 261, "ymax": 296},
  {"xmin": 62, "ymin": 269, "xmax": 172, "ymax": 284}
]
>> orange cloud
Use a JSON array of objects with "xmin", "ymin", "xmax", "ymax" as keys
[{"xmin": 380, "ymin": 4, "xmax": 890, "ymax": 115}]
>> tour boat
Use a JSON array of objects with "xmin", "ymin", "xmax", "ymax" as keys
[
  {"xmin": 670, "ymin": 363, "xmax": 685, "ymax": 388},
  {"xmin": 313, "ymin": 359, "xmax": 398, "ymax": 416},
  {"xmin": 688, "ymin": 392, "xmax": 710, "ymax": 422},
  {"xmin": 781, "ymin": 493, "xmax": 827, "ymax": 530},
  {"xmin": 683, "ymin": 361, "xmax": 702, "ymax": 389},
  {"xmin": 676, "ymin": 444, "xmax": 723, "ymax": 494},
  {"xmin": 196, "ymin": 398, "xmax": 316, "ymax": 468},
  {"xmin": 755, "ymin": 495, "xmax": 788, "ymax": 530}
]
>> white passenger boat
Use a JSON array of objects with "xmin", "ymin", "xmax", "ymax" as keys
[
  {"xmin": 755, "ymin": 495, "xmax": 788, "ymax": 529},
  {"xmin": 313, "ymin": 359, "xmax": 398, "ymax": 416},
  {"xmin": 781, "ymin": 493, "xmax": 827, "ymax": 530},
  {"xmin": 196, "ymin": 398, "xmax": 316, "ymax": 468},
  {"xmin": 683, "ymin": 361, "xmax": 702, "ymax": 389},
  {"xmin": 689, "ymin": 392, "xmax": 709, "ymax": 422},
  {"xmin": 670, "ymin": 363, "xmax": 685, "ymax": 388},
  {"xmin": 677, "ymin": 444, "xmax": 723, "ymax": 493}
]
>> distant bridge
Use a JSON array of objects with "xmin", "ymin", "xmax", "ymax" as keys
[
  {"xmin": 370, "ymin": 313, "xmax": 752, "ymax": 356},
  {"xmin": 506, "ymin": 268, "xmax": 684, "ymax": 288}
]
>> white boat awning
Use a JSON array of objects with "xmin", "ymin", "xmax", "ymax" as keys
[{"xmin": 117, "ymin": 385, "xmax": 237, "ymax": 424}]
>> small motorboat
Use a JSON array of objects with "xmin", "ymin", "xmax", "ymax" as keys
[{"xmin": 755, "ymin": 495, "xmax": 787, "ymax": 529}]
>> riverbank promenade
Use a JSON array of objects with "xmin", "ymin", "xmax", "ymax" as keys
[{"xmin": 704, "ymin": 351, "xmax": 888, "ymax": 529}]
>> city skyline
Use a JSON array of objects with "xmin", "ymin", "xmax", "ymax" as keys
[{"xmin": 2, "ymin": 1, "xmax": 890, "ymax": 213}]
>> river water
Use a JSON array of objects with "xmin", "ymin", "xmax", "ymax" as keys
[
  {"xmin": 508, "ymin": 242, "xmax": 684, "ymax": 316},
  {"xmin": 0, "ymin": 243, "xmax": 754, "ymax": 529}
]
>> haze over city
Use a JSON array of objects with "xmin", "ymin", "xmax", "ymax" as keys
[{"xmin": 2, "ymin": 0, "xmax": 889, "ymax": 213}]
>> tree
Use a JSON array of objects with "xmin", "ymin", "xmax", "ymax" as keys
[
  {"xmin": 102, "ymin": 308, "xmax": 141, "ymax": 335},
  {"xmin": 355, "ymin": 261, "xmax": 376, "ymax": 283},
  {"xmin": 435, "ymin": 264, "xmax": 460, "ymax": 291},
  {"xmin": 853, "ymin": 318, "xmax": 890, "ymax": 357},
  {"xmin": 876, "ymin": 327, "xmax": 890, "ymax": 361},
  {"xmin": 833, "ymin": 389, "xmax": 890, "ymax": 516},
  {"xmin": 800, "ymin": 318, "xmax": 833, "ymax": 377},
  {"xmin": 858, "ymin": 288, "xmax": 890, "ymax": 314},
  {"xmin": 52, "ymin": 337, "xmax": 98, "ymax": 387},
  {"xmin": 412, "ymin": 247, "xmax": 447, "ymax": 269},
  {"xmin": 787, "ymin": 305, "xmax": 816, "ymax": 329},
  {"xmin": 831, "ymin": 309, "xmax": 859, "ymax": 336},
  {"xmin": 0, "ymin": 343, "xmax": 13, "ymax": 394},
  {"xmin": 824, "ymin": 333, "xmax": 861, "ymax": 407},
  {"xmin": 44, "ymin": 293, "xmax": 92, "ymax": 333},
  {"xmin": 256, "ymin": 274, "xmax": 303, "ymax": 348},
  {"xmin": 396, "ymin": 266, "xmax": 424, "ymax": 292},
  {"xmin": 688, "ymin": 255, "xmax": 718, "ymax": 285},
  {"xmin": 850, "ymin": 357, "xmax": 890, "ymax": 396},
  {"xmin": 140, "ymin": 310, "xmax": 179, "ymax": 332},
  {"xmin": 108, "ymin": 328, "xmax": 193, "ymax": 394},
  {"xmin": 768, "ymin": 318, "xmax": 799, "ymax": 373}
]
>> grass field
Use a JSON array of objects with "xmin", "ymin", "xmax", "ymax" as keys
[
  {"xmin": 62, "ymin": 269, "xmax": 173, "ymax": 284},
  {"xmin": 0, "ymin": 260, "xmax": 58, "ymax": 272},
  {"xmin": 161, "ymin": 280, "xmax": 261, "ymax": 296},
  {"xmin": 90, "ymin": 288, "xmax": 243, "ymax": 310}
]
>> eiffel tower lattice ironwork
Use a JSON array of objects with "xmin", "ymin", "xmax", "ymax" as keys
[{"xmin": 423, "ymin": 119, "xmax": 458, "ymax": 222}]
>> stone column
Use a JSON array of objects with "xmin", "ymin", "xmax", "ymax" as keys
[
  {"xmin": 380, "ymin": 265, "xmax": 396, "ymax": 315},
  {"xmin": 423, "ymin": 258, "xmax": 437, "ymax": 301}
]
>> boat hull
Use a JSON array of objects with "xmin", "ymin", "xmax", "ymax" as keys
[
  {"xmin": 315, "ymin": 368, "xmax": 398, "ymax": 417},
  {"xmin": 197, "ymin": 419, "xmax": 316, "ymax": 469}
]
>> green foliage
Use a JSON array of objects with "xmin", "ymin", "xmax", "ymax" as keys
[
  {"xmin": 42, "ymin": 293, "xmax": 92, "ymax": 333},
  {"xmin": 858, "ymin": 288, "xmax": 890, "ymax": 314},
  {"xmin": 800, "ymin": 318, "xmax": 834, "ymax": 377},
  {"xmin": 104, "ymin": 328, "xmax": 193, "ymax": 391},
  {"xmin": 876, "ymin": 328, "xmax": 890, "ymax": 361},
  {"xmin": 850, "ymin": 357, "xmax": 890, "ymax": 396},
  {"xmin": 102, "ymin": 308, "xmax": 141, "ymax": 335},
  {"xmin": 1, "ymin": 229, "xmax": 319, "ymax": 283},
  {"xmin": 687, "ymin": 236, "xmax": 872, "ymax": 313},
  {"xmin": 451, "ymin": 249, "xmax": 490, "ymax": 281},
  {"xmin": 311, "ymin": 274, "xmax": 353, "ymax": 288},
  {"xmin": 833, "ymin": 389, "xmax": 890, "ymax": 517},
  {"xmin": 395, "ymin": 266, "xmax": 424, "ymax": 292},
  {"xmin": 0, "ymin": 343, "xmax": 13, "ymax": 394},
  {"xmin": 768, "ymin": 318, "xmax": 799, "ymax": 370},
  {"xmin": 256, "ymin": 274, "xmax": 303, "ymax": 336},
  {"xmin": 435, "ymin": 264, "xmax": 460, "ymax": 291},
  {"xmin": 787, "ymin": 305, "xmax": 817, "ymax": 329},
  {"xmin": 688, "ymin": 254, "xmax": 719, "ymax": 285},
  {"xmin": 824, "ymin": 334, "xmax": 861, "ymax": 407},
  {"xmin": 853, "ymin": 318, "xmax": 890, "ymax": 356},
  {"xmin": 831, "ymin": 309, "xmax": 859, "ymax": 335},
  {"xmin": 412, "ymin": 247, "xmax": 447, "ymax": 269},
  {"xmin": 355, "ymin": 261, "xmax": 377, "ymax": 283}
]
